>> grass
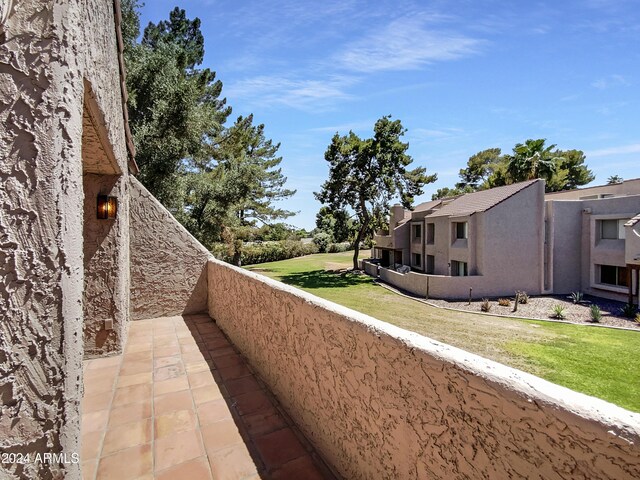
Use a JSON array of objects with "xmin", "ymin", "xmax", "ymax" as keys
[{"xmin": 246, "ymin": 251, "xmax": 640, "ymax": 412}]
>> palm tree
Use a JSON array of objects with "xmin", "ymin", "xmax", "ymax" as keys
[
  {"xmin": 607, "ymin": 175, "xmax": 623, "ymax": 185},
  {"xmin": 506, "ymin": 139, "xmax": 563, "ymax": 183}
]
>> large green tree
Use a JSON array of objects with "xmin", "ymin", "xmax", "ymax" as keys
[{"xmin": 315, "ymin": 116, "xmax": 436, "ymax": 270}]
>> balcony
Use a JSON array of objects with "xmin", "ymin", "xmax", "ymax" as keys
[{"xmin": 373, "ymin": 232, "xmax": 393, "ymax": 248}]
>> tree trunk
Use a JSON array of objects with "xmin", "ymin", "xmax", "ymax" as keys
[{"xmin": 352, "ymin": 221, "xmax": 368, "ymax": 270}]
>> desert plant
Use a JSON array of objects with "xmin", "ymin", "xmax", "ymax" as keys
[
  {"xmin": 570, "ymin": 291, "xmax": 584, "ymax": 304},
  {"xmin": 498, "ymin": 298, "xmax": 510, "ymax": 307},
  {"xmin": 590, "ymin": 304, "xmax": 602, "ymax": 323},
  {"xmin": 621, "ymin": 303, "xmax": 638, "ymax": 318},
  {"xmin": 516, "ymin": 291, "xmax": 529, "ymax": 304},
  {"xmin": 551, "ymin": 304, "xmax": 566, "ymax": 319},
  {"xmin": 480, "ymin": 298, "xmax": 492, "ymax": 312}
]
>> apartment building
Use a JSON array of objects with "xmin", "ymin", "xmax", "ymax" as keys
[{"xmin": 370, "ymin": 179, "xmax": 640, "ymax": 303}]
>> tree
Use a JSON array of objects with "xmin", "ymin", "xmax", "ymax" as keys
[
  {"xmin": 552, "ymin": 149, "xmax": 595, "ymax": 191},
  {"xmin": 315, "ymin": 206, "xmax": 354, "ymax": 243},
  {"xmin": 123, "ymin": 4, "xmax": 230, "ymax": 208},
  {"xmin": 315, "ymin": 116, "xmax": 436, "ymax": 270},
  {"xmin": 455, "ymin": 148, "xmax": 503, "ymax": 190},
  {"xmin": 506, "ymin": 139, "xmax": 562, "ymax": 184},
  {"xmin": 608, "ymin": 175, "xmax": 624, "ymax": 184},
  {"xmin": 431, "ymin": 185, "xmax": 475, "ymax": 200}
]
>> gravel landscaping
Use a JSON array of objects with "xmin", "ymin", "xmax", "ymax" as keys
[{"xmin": 427, "ymin": 294, "xmax": 640, "ymax": 329}]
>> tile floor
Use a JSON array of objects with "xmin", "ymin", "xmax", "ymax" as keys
[{"xmin": 81, "ymin": 314, "xmax": 336, "ymax": 480}]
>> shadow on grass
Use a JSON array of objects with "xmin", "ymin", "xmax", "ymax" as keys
[{"xmin": 280, "ymin": 269, "xmax": 373, "ymax": 289}]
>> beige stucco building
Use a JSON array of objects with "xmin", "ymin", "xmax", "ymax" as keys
[
  {"xmin": 371, "ymin": 179, "xmax": 640, "ymax": 303},
  {"xmin": 2, "ymin": 2, "xmax": 640, "ymax": 479}
]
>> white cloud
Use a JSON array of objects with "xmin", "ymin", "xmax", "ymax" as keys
[
  {"xmin": 591, "ymin": 74, "xmax": 631, "ymax": 89},
  {"xmin": 225, "ymin": 74, "xmax": 359, "ymax": 111},
  {"xmin": 334, "ymin": 16, "xmax": 481, "ymax": 73},
  {"xmin": 587, "ymin": 143, "xmax": 640, "ymax": 157}
]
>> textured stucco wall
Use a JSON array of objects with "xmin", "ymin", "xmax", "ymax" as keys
[
  {"xmin": 208, "ymin": 259, "xmax": 640, "ymax": 480},
  {"xmin": 1, "ymin": 1, "xmax": 129, "ymax": 478},
  {"xmin": 83, "ymin": 173, "xmax": 129, "ymax": 357},
  {"xmin": 129, "ymin": 177, "xmax": 211, "ymax": 319}
]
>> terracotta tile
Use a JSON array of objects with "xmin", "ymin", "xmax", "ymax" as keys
[
  {"xmin": 254, "ymin": 428, "xmax": 307, "ymax": 470},
  {"xmin": 211, "ymin": 353, "xmax": 244, "ymax": 369},
  {"xmin": 196, "ymin": 323, "xmax": 218, "ymax": 334},
  {"xmin": 155, "ymin": 364, "xmax": 185, "ymax": 381},
  {"xmin": 200, "ymin": 331, "xmax": 225, "ymax": 342},
  {"xmin": 271, "ymin": 456, "xmax": 326, "ymax": 480},
  {"xmin": 154, "ymin": 390, "xmax": 194, "ymax": 415},
  {"xmin": 120, "ymin": 359, "xmax": 153, "ymax": 376},
  {"xmin": 232, "ymin": 390, "xmax": 273, "ymax": 417},
  {"xmin": 102, "ymin": 419, "xmax": 152, "ymax": 456},
  {"xmin": 208, "ymin": 444, "xmax": 259, "ymax": 480},
  {"xmin": 83, "ymin": 376, "xmax": 116, "ymax": 396},
  {"xmin": 191, "ymin": 384, "xmax": 224, "ymax": 405},
  {"xmin": 82, "ymin": 410, "xmax": 109, "ymax": 434},
  {"xmin": 96, "ymin": 443, "xmax": 152, "ymax": 480},
  {"xmin": 154, "ymin": 355, "xmax": 182, "ymax": 369},
  {"xmin": 123, "ymin": 351, "xmax": 153, "ymax": 363},
  {"xmin": 81, "ymin": 430, "xmax": 104, "ymax": 460},
  {"xmin": 154, "ymin": 335, "xmax": 178, "ymax": 347},
  {"xmin": 225, "ymin": 376, "xmax": 261, "ymax": 397},
  {"xmin": 82, "ymin": 459, "xmax": 98, "ymax": 480},
  {"xmin": 217, "ymin": 364, "xmax": 252, "ymax": 382},
  {"xmin": 242, "ymin": 409, "xmax": 287, "ymax": 437},
  {"xmin": 153, "ymin": 344, "xmax": 180, "ymax": 357},
  {"xmin": 155, "ymin": 456, "xmax": 211, "ymax": 480},
  {"xmin": 82, "ymin": 392, "xmax": 112, "ymax": 414},
  {"xmin": 209, "ymin": 346, "xmax": 236, "ymax": 358},
  {"xmin": 86, "ymin": 355, "xmax": 121, "ymax": 369},
  {"xmin": 117, "ymin": 372, "xmax": 152, "ymax": 388},
  {"xmin": 154, "ymin": 429, "xmax": 204, "ymax": 472},
  {"xmin": 179, "ymin": 335, "xmax": 200, "ymax": 345},
  {"xmin": 155, "ymin": 409, "xmax": 198, "ymax": 438},
  {"xmin": 182, "ymin": 351, "xmax": 209, "ymax": 365},
  {"xmin": 154, "ymin": 375, "xmax": 189, "ymax": 396},
  {"xmin": 188, "ymin": 370, "xmax": 216, "ymax": 389},
  {"xmin": 127, "ymin": 335, "xmax": 153, "ymax": 346},
  {"xmin": 125, "ymin": 343, "xmax": 151, "ymax": 354},
  {"xmin": 204, "ymin": 336, "xmax": 232, "ymax": 350},
  {"xmin": 200, "ymin": 420, "xmax": 244, "ymax": 454},
  {"xmin": 197, "ymin": 398, "xmax": 234, "ymax": 426},
  {"xmin": 180, "ymin": 343, "xmax": 201, "ymax": 353},
  {"xmin": 185, "ymin": 360, "xmax": 213, "ymax": 374},
  {"xmin": 112, "ymin": 383, "xmax": 152, "ymax": 408},
  {"xmin": 108, "ymin": 400, "xmax": 152, "ymax": 428}
]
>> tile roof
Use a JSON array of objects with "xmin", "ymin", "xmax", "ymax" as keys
[
  {"xmin": 425, "ymin": 179, "xmax": 541, "ymax": 218},
  {"xmin": 413, "ymin": 199, "xmax": 444, "ymax": 213}
]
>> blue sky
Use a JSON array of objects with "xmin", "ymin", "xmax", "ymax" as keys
[{"xmin": 139, "ymin": 0, "xmax": 640, "ymax": 230}]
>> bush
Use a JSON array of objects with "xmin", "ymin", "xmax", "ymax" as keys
[
  {"xmin": 326, "ymin": 242, "xmax": 351, "ymax": 253},
  {"xmin": 211, "ymin": 240, "xmax": 318, "ymax": 265},
  {"xmin": 590, "ymin": 305, "xmax": 602, "ymax": 323},
  {"xmin": 621, "ymin": 303, "xmax": 638, "ymax": 318},
  {"xmin": 551, "ymin": 304, "xmax": 566, "ymax": 320},
  {"xmin": 498, "ymin": 298, "xmax": 510, "ymax": 307},
  {"xmin": 636, "ymin": 313, "xmax": 640, "ymax": 324},
  {"xmin": 516, "ymin": 291, "xmax": 529, "ymax": 304},
  {"xmin": 480, "ymin": 298, "xmax": 492, "ymax": 312},
  {"xmin": 312, "ymin": 232, "xmax": 332, "ymax": 253},
  {"xmin": 570, "ymin": 291, "xmax": 584, "ymax": 304}
]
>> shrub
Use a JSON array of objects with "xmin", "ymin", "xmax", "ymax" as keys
[
  {"xmin": 551, "ymin": 304, "xmax": 566, "ymax": 320},
  {"xmin": 570, "ymin": 291, "xmax": 584, "ymax": 304},
  {"xmin": 516, "ymin": 291, "xmax": 529, "ymax": 304},
  {"xmin": 498, "ymin": 298, "xmax": 510, "ymax": 307},
  {"xmin": 590, "ymin": 304, "xmax": 602, "ymax": 323},
  {"xmin": 621, "ymin": 303, "xmax": 638, "ymax": 319},
  {"xmin": 636, "ymin": 313, "xmax": 640, "ymax": 324},
  {"xmin": 480, "ymin": 298, "xmax": 492, "ymax": 312},
  {"xmin": 211, "ymin": 240, "xmax": 318, "ymax": 265},
  {"xmin": 312, "ymin": 232, "xmax": 331, "ymax": 253},
  {"xmin": 327, "ymin": 242, "xmax": 351, "ymax": 253}
]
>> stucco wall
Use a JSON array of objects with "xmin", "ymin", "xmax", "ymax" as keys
[
  {"xmin": 129, "ymin": 177, "xmax": 211, "ymax": 319},
  {"xmin": 208, "ymin": 259, "xmax": 640, "ymax": 480},
  {"xmin": 546, "ymin": 200, "xmax": 583, "ymax": 294},
  {"xmin": 83, "ymin": 174, "xmax": 130, "ymax": 357}
]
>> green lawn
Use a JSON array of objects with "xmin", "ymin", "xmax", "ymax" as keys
[{"xmin": 246, "ymin": 251, "xmax": 640, "ymax": 412}]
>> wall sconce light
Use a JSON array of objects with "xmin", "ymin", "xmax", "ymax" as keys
[{"xmin": 97, "ymin": 195, "xmax": 117, "ymax": 219}]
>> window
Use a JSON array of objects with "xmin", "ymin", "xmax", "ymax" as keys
[
  {"xmin": 599, "ymin": 265, "xmax": 628, "ymax": 287},
  {"xmin": 426, "ymin": 255, "xmax": 435, "ymax": 274},
  {"xmin": 412, "ymin": 224, "xmax": 422, "ymax": 240},
  {"xmin": 412, "ymin": 253, "xmax": 422, "ymax": 267},
  {"xmin": 455, "ymin": 222, "xmax": 468, "ymax": 240},
  {"xmin": 451, "ymin": 260, "xmax": 468, "ymax": 277},
  {"xmin": 426, "ymin": 223, "xmax": 435, "ymax": 244},
  {"xmin": 600, "ymin": 219, "xmax": 627, "ymax": 240}
]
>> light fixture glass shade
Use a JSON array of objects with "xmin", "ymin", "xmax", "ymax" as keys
[{"xmin": 97, "ymin": 195, "xmax": 117, "ymax": 219}]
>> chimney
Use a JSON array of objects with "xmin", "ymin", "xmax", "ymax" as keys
[{"xmin": 390, "ymin": 204, "xmax": 405, "ymax": 229}]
